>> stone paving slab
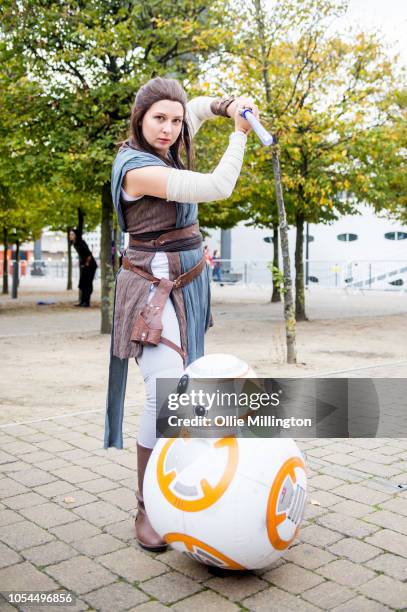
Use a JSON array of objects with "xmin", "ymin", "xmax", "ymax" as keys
[
  {"xmin": 0, "ymin": 561, "xmax": 58, "ymax": 591},
  {"xmin": 82, "ymin": 582, "xmax": 148, "ymax": 611},
  {"xmin": 43, "ymin": 556, "xmax": 116, "ymax": 595},
  {"xmin": 1, "ymin": 413, "xmax": 407, "ymax": 611}
]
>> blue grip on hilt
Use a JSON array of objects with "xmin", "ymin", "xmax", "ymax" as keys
[{"xmin": 241, "ymin": 109, "xmax": 274, "ymax": 146}]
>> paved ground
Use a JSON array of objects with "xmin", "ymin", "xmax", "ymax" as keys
[
  {"xmin": 1, "ymin": 410, "xmax": 406, "ymax": 612},
  {"xmin": 1, "ymin": 281, "xmax": 407, "ymax": 610}
]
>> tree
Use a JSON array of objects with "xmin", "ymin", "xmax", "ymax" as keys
[
  {"xmin": 1, "ymin": 0, "xmax": 233, "ymax": 330},
  {"xmin": 42, "ymin": 180, "xmax": 100, "ymax": 290},
  {"xmin": 0, "ymin": 185, "xmax": 46, "ymax": 297},
  {"xmin": 213, "ymin": 0, "xmax": 405, "ymax": 323},
  {"xmin": 270, "ymin": 145, "xmax": 297, "ymax": 362},
  {"xmin": 0, "ymin": 44, "xmax": 49, "ymax": 295}
]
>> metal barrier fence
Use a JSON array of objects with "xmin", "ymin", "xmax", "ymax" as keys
[
  {"xmin": 27, "ymin": 260, "xmax": 101, "ymax": 280},
  {"xmin": 4, "ymin": 258, "xmax": 406, "ymax": 291},
  {"xmin": 211, "ymin": 259, "xmax": 407, "ymax": 291},
  {"xmin": 305, "ymin": 260, "xmax": 407, "ymax": 291}
]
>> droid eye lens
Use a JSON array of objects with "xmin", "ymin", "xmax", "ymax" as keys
[
  {"xmin": 177, "ymin": 374, "xmax": 189, "ymax": 393},
  {"xmin": 194, "ymin": 405, "xmax": 207, "ymax": 417}
]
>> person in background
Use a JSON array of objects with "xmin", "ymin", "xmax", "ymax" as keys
[
  {"xmin": 69, "ymin": 212, "xmax": 97, "ymax": 307},
  {"xmin": 204, "ymin": 245, "xmax": 214, "ymax": 270},
  {"xmin": 212, "ymin": 249, "xmax": 223, "ymax": 285}
]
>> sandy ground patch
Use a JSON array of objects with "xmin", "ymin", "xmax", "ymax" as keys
[{"xmin": 1, "ymin": 281, "xmax": 406, "ymax": 424}]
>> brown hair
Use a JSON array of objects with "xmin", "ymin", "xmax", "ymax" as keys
[{"xmin": 125, "ymin": 76, "xmax": 194, "ymax": 170}]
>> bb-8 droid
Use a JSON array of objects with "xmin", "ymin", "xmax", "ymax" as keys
[{"xmin": 144, "ymin": 354, "xmax": 307, "ymax": 570}]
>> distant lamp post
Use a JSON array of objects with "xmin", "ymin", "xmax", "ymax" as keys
[{"xmin": 32, "ymin": 237, "xmax": 43, "ymax": 276}]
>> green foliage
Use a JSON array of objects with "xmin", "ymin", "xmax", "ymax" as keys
[
  {"xmin": 267, "ymin": 262, "xmax": 287, "ymax": 294},
  {"xmin": 350, "ymin": 88, "xmax": 407, "ymax": 222},
  {"xmin": 0, "ymin": 0, "xmax": 404, "ymax": 244},
  {"xmin": 204, "ymin": 0, "xmax": 406, "ymax": 231},
  {"xmin": 0, "ymin": 0, "xmax": 232, "ymax": 239}
]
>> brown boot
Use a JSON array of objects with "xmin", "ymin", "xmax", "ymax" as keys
[{"xmin": 135, "ymin": 443, "xmax": 167, "ymax": 552}]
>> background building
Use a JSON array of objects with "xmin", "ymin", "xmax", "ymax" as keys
[{"xmin": 204, "ymin": 206, "xmax": 407, "ymax": 289}]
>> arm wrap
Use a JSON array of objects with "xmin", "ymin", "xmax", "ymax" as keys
[
  {"xmin": 166, "ymin": 131, "xmax": 247, "ymax": 203},
  {"xmin": 186, "ymin": 96, "xmax": 235, "ymax": 138},
  {"xmin": 210, "ymin": 96, "xmax": 235, "ymax": 117}
]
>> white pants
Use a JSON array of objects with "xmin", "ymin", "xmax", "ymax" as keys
[{"xmin": 137, "ymin": 253, "xmax": 184, "ymax": 449}]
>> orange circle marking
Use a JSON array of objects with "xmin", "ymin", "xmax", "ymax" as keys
[
  {"xmin": 266, "ymin": 456, "xmax": 306, "ymax": 550},
  {"xmin": 157, "ymin": 437, "xmax": 239, "ymax": 512},
  {"xmin": 164, "ymin": 532, "xmax": 246, "ymax": 570}
]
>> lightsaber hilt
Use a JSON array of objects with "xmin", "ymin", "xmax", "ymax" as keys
[{"xmin": 240, "ymin": 109, "xmax": 274, "ymax": 146}]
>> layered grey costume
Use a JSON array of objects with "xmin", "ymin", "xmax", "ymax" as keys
[
  {"xmin": 104, "ymin": 151, "xmax": 213, "ymax": 448},
  {"xmin": 104, "ymin": 96, "xmax": 234, "ymax": 449}
]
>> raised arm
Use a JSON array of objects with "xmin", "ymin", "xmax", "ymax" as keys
[
  {"xmin": 124, "ymin": 98, "xmax": 259, "ymax": 204},
  {"xmin": 186, "ymin": 96, "xmax": 235, "ymax": 139},
  {"xmin": 123, "ymin": 132, "xmax": 247, "ymax": 203},
  {"xmin": 166, "ymin": 131, "xmax": 247, "ymax": 201}
]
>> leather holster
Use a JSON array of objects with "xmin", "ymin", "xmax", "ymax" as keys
[
  {"xmin": 130, "ymin": 277, "xmax": 173, "ymax": 347},
  {"xmin": 123, "ymin": 254, "xmax": 206, "ymax": 359}
]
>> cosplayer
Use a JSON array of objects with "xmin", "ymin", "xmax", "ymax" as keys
[{"xmin": 104, "ymin": 76, "xmax": 258, "ymax": 551}]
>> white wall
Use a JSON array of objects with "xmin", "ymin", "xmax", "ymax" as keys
[
  {"xmin": 204, "ymin": 206, "xmax": 407, "ymax": 288},
  {"xmin": 205, "ymin": 206, "xmax": 407, "ymax": 264}
]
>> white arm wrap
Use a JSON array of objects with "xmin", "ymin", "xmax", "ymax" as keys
[
  {"xmin": 186, "ymin": 97, "xmax": 216, "ymax": 139},
  {"xmin": 166, "ymin": 131, "xmax": 247, "ymax": 203}
]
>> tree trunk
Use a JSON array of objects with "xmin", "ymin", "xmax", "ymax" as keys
[
  {"xmin": 66, "ymin": 230, "xmax": 73, "ymax": 290},
  {"xmin": 11, "ymin": 240, "xmax": 19, "ymax": 299},
  {"xmin": 295, "ymin": 212, "xmax": 308, "ymax": 321},
  {"xmin": 271, "ymin": 147, "xmax": 297, "ymax": 364},
  {"xmin": 76, "ymin": 208, "xmax": 83, "ymax": 303},
  {"xmin": 253, "ymin": 0, "xmax": 275, "ymax": 290},
  {"xmin": 2, "ymin": 228, "xmax": 8, "ymax": 295},
  {"xmin": 100, "ymin": 181, "xmax": 114, "ymax": 334},
  {"xmin": 271, "ymin": 223, "xmax": 281, "ymax": 302}
]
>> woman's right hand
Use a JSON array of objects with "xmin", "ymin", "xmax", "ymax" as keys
[{"xmin": 233, "ymin": 97, "xmax": 259, "ymax": 135}]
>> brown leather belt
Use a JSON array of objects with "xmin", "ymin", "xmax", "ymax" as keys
[
  {"xmin": 129, "ymin": 223, "xmax": 202, "ymax": 252},
  {"xmin": 122, "ymin": 254, "xmax": 206, "ymax": 359}
]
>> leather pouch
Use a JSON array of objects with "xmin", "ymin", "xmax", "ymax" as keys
[
  {"xmin": 130, "ymin": 277, "xmax": 174, "ymax": 347},
  {"xmin": 130, "ymin": 312, "xmax": 163, "ymax": 346}
]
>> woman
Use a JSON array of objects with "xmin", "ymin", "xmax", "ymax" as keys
[
  {"xmin": 104, "ymin": 76, "xmax": 258, "ymax": 551},
  {"xmin": 69, "ymin": 223, "xmax": 97, "ymax": 308}
]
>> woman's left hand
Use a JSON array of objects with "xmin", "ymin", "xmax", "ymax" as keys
[{"xmin": 227, "ymin": 96, "xmax": 259, "ymax": 120}]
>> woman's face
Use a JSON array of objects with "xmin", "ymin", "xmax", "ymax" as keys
[
  {"xmin": 69, "ymin": 230, "xmax": 76, "ymax": 242},
  {"xmin": 141, "ymin": 99, "xmax": 184, "ymax": 155}
]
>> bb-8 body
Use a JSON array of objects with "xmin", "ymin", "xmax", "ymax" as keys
[{"xmin": 144, "ymin": 354, "xmax": 307, "ymax": 569}]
